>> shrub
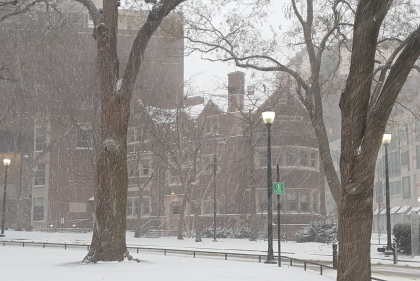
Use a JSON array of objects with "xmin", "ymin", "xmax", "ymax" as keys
[
  {"xmin": 202, "ymin": 226, "xmax": 250, "ymax": 239},
  {"xmin": 296, "ymin": 219, "xmax": 337, "ymax": 243},
  {"xmin": 393, "ymin": 223, "xmax": 412, "ymax": 254}
]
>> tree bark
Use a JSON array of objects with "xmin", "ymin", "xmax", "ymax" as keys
[
  {"xmin": 337, "ymin": 187, "xmax": 373, "ymax": 281},
  {"xmin": 177, "ymin": 196, "xmax": 187, "ymax": 240}
]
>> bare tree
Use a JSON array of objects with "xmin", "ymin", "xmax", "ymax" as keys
[
  {"xmin": 73, "ymin": 0, "xmax": 186, "ymax": 262},
  {"xmin": 183, "ymin": 1, "xmax": 420, "ymax": 280},
  {"xmin": 0, "ymin": 0, "xmax": 47, "ymax": 23},
  {"xmin": 142, "ymin": 100, "xmax": 217, "ymax": 241}
]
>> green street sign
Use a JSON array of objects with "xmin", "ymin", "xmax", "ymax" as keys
[{"xmin": 273, "ymin": 182, "xmax": 285, "ymax": 195}]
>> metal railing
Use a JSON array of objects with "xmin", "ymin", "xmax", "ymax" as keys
[{"xmin": 0, "ymin": 240, "xmax": 387, "ymax": 281}]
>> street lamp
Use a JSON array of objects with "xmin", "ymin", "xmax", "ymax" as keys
[
  {"xmin": 262, "ymin": 108, "xmax": 276, "ymax": 264},
  {"xmin": 1, "ymin": 158, "xmax": 11, "ymax": 237},
  {"xmin": 212, "ymin": 140, "xmax": 226, "ymax": 242},
  {"xmin": 382, "ymin": 133, "xmax": 393, "ymax": 254}
]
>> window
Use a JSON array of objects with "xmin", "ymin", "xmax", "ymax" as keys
[
  {"xmin": 35, "ymin": 128, "xmax": 46, "ymax": 151},
  {"xmin": 401, "ymin": 151, "xmax": 410, "ymax": 171},
  {"xmin": 126, "ymin": 199, "xmax": 134, "ymax": 216},
  {"xmin": 141, "ymin": 130, "xmax": 150, "ymax": 143},
  {"xmin": 76, "ymin": 126, "xmax": 92, "ymax": 148},
  {"xmin": 389, "ymin": 181, "xmax": 401, "ymax": 195},
  {"xmin": 417, "ymin": 145, "xmax": 420, "ymax": 169},
  {"xmin": 128, "ymin": 162, "xmax": 138, "ymax": 178},
  {"xmin": 389, "ymin": 151, "xmax": 401, "ymax": 176},
  {"xmin": 34, "ymin": 163, "xmax": 46, "ymax": 186},
  {"xmin": 402, "ymin": 176, "xmax": 411, "ymax": 199},
  {"xmin": 142, "ymin": 161, "xmax": 150, "ymax": 176},
  {"xmin": 167, "ymin": 171, "xmax": 178, "ymax": 186},
  {"xmin": 311, "ymin": 151, "xmax": 318, "ymax": 168},
  {"xmin": 172, "ymin": 204, "xmax": 182, "ymax": 214},
  {"xmin": 33, "ymin": 198, "xmax": 44, "ymax": 221},
  {"xmin": 259, "ymin": 151, "xmax": 267, "ymax": 168},
  {"xmin": 300, "ymin": 150, "xmax": 308, "ymax": 166},
  {"xmin": 312, "ymin": 193, "xmax": 319, "ymax": 213},
  {"xmin": 287, "ymin": 193, "xmax": 297, "ymax": 211},
  {"xmin": 416, "ymin": 119, "xmax": 420, "ymax": 142},
  {"xmin": 286, "ymin": 150, "xmax": 297, "ymax": 166},
  {"xmin": 300, "ymin": 194, "xmax": 309, "ymax": 212},
  {"xmin": 201, "ymin": 200, "xmax": 217, "ymax": 215},
  {"xmin": 138, "ymin": 197, "xmax": 151, "ymax": 216},
  {"xmin": 400, "ymin": 125, "xmax": 409, "ymax": 146}
]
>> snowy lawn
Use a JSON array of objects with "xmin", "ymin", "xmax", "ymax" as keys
[
  {"xmin": 1, "ymin": 230, "xmax": 419, "ymax": 280},
  {"xmin": 1, "ymin": 230, "xmax": 418, "ymax": 266},
  {"xmin": 1, "ymin": 245, "xmax": 334, "ymax": 281}
]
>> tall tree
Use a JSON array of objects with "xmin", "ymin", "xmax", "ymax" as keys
[
  {"xmin": 183, "ymin": 1, "xmax": 420, "ymax": 280},
  {"xmin": 74, "ymin": 0, "xmax": 186, "ymax": 262}
]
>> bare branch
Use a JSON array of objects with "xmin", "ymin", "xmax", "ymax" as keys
[{"xmin": 0, "ymin": 0, "xmax": 42, "ymax": 22}]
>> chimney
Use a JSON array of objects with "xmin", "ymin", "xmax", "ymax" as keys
[{"xmin": 227, "ymin": 71, "xmax": 245, "ymax": 112}]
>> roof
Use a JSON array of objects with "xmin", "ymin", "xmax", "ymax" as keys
[
  {"xmin": 379, "ymin": 207, "xmax": 401, "ymax": 215},
  {"xmin": 184, "ymin": 103, "xmax": 206, "ymax": 119},
  {"xmin": 410, "ymin": 207, "xmax": 420, "ymax": 214},
  {"xmin": 390, "ymin": 206, "xmax": 401, "ymax": 214},
  {"xmin": 396, "ymin": 205, "xmax": 411, "ymax": 214}
]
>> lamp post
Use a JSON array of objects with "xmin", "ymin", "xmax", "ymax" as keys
[
  {"xmin": 212, "ymin": 140, "xmax": 226, "ymax": 242},
  {"xmin": 1, "ymin": 158, "xmax": 11, "ymax": 237},
  {"xmin": 382, "ymin": 133, "xmax": 393, "ymax": 254},
  {"xmin": 262, "ymin": 108, "xmax": 276, "ymax": 264}
]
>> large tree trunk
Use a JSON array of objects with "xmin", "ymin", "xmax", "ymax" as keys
[
  {"xmin": 83, "ymin": 0, "xmax": 129, "ymax": 262},
  {"xmin": 84, "ymin": 93, "xmax": 131, "ymax": 262},
  {"xmin": 76, "ymin": 0, "xmax": 186, "ymax": 262},
  {"xmin": 337, "ymin": 189, "xmax": 373, "ymax": 281},
  {"xmin": 337, "ymin": 2, "xmax": 392, "ymax": 279}
]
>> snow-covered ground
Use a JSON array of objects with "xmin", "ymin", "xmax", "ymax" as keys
[
  {"xmin": 2, "ymin": 230, "xmax": 419, "ymax": 264},
  {"xmin": 0, "ymin": 230, "xmax": 419, "ymax": 280},
  {"xmin": 1, "ymin": 230, "xmax": 336, "ymax": 281}
]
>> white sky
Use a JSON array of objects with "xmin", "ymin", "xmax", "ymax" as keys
[{"xmin": 184, "ymin": 1, "xmax": 292, "ymax": 98}]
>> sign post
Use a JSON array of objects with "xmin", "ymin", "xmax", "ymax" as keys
[
  {"xmin": 274, "ymin": 174, "xmax": 284, "ymax": 267},
  {"xmin": 273, "ymin": 182, "xmax": 284, "ymax": 195}
]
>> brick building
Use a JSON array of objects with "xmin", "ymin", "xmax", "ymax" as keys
[
  {"xmin": 0, "ymin": 8, "xmax": 183, "ymax": 231},
  {"xmin": 1, "ymin": 9, "xmax": 324, "ymax": 236},
  {"xmin": 126, "ymin": 71, "xmax": 325, "ymax": 238}
]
